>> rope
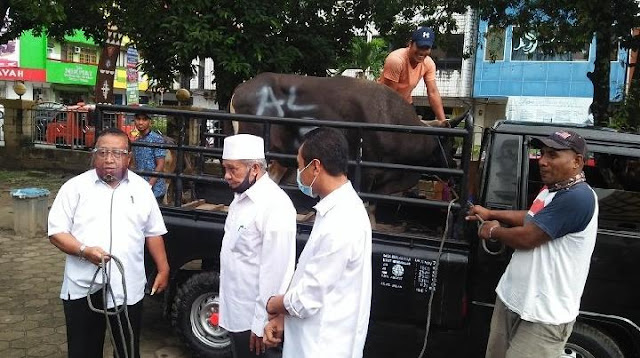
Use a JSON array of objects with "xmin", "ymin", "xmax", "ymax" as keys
[
  {"xmin": 417, "ymin": 198, "xmax": 457, "ymax": 358},
  {"xmin": 87, "ymin": 254, "xmax": 135, "ymax": 358}
]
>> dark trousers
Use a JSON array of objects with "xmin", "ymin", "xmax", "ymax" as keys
[
  {"xmin": 229, "ymin": 330, "xmax": 282, "ymax": 358},
  {"xmin": 62, "ymin": 289, "xmax": 144, "ymax": 358}
]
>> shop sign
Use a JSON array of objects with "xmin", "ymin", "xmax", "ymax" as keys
[
  {"xmin": 126, "ymin": 47, "xmax": 139, "ymax": 104},
  {"xmin": 126, "ymin": 83, "xmax": 139, "ymax": 104},
  {"xmin": 0, "ymin": 39, "xmax": 19, "ymax": 67},
  {"xmin": 47, "ymin": 61, "xmax": 97, "ymax": 85},
  {"xmin": 0, "ymin": 67, "xmax": 46, "ymax": 81}
]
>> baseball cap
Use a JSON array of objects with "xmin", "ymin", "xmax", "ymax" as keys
[
  {"xmin": 134, "ymin": 112, "xmax": 151, "ymax": 120},
  {"xmin": 531, "ymin": 130, "xmax": 587, "ymax": 156},
  {"xmin": 412, "ymin": 27, "xmax": 435, "ymax": 48}
]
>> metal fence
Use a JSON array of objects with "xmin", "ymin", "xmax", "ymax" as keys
[
  {"xmin": 31, "ymin": 103, "xmax": 140, "ymax": 150},
  {"xmin": 95, "ymin": 104, "xmax": 474, "ymax": 211},
  {"xmin": 33, "ymin": 102, "xmax": 66, "ymax": 144}
]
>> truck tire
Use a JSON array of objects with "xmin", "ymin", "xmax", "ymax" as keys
[
  {"xmin": 171, "ymin": 271, "xmax": 231, "ymax": 358},
  {"xmin": 562, "ymin": 322, "xmax": 624, "ymax": 358}
]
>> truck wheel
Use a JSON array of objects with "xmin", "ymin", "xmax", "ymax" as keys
[
  {"xmin": 171, "ymin": 272, "xmax": 231, "ymax": 358},
  {"xmin": 562, "ymin": 322, "xmax": 624, "ymax": 358}
]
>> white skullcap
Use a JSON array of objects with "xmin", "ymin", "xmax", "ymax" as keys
[{"xmin": 222, "ymin": 134, "xmax": 265, "ymax": 160}]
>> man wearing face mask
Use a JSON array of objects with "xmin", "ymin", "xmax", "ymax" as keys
[
  {"xmin": 48, "ymin": 127, "xmax": 169, "ymax": 358},
  {"xmin": 263, "ymin": 128, "xmax": 372, "ymax": 358},
  {"xmin": 219, "ymin": 134, "xmax": 297, "ymax": 358}
]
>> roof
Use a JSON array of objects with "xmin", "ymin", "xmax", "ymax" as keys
[{"xmin": 493, "ymin": 120, "xmax": 640, "ymax": 150}]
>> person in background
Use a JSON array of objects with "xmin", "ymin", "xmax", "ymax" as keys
[
  {"xmin": 264, "ymin": 127, "xmax": 372, "ymax": 358},
  {"xmin": 132, "ymin": 113, "xmax": 166, "ymax": 203},
  {"xmin": 219, "ymin": 134, "xmax": 297, "ymax": 358},
  {"xmin": 378, "ymin": 27, "xmax": 447, "ymax": 126},
  {"xmin": 48, "ymin": 127, "xmax": 169, "ymax": 358},
  {"xmin": 467, "ymin": 130, "xmax": 598, "ymax": 358}
]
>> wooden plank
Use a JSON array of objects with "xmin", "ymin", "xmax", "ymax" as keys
[
  {"xmin": 195, "ymin": 203, "xmax": 229, "ymax": 212},
  {"xmin": 181, "ymin": 199, "xmax": 206, "ymax": 209}
]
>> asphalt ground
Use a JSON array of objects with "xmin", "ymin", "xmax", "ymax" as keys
[{"xmin": 0, "ymin": 228, "xmax": 190, "ymax": 358}]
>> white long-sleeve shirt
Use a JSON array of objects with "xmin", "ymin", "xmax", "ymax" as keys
[
  {"xmin": 283, "ymin": 181, "xmax": 372, "ymax": 358},
  {"xmin": 219, "ymin": 174, "xmax": 297, "ymax": 336},
  {"xmin": 48, "ymin": 169, "xmax": 167, "ymax": 308}
]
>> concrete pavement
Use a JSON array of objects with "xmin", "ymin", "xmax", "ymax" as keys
[{"xmin": 0, "ymin": 228, "xmax": 190, "ymax": 358}]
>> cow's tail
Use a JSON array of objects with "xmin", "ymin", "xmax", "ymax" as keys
[{"xmin": 224, "ymin": 94, "xmax": 239, "ymax": 135}]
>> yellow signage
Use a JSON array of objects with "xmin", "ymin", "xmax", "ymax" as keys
[{"xmin": 114, "ymin": 68, "xmax": 148, "ymax": 90}]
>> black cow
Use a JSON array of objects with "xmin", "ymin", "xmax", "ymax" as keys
[{"xmin": 229, "ymin": 72, "xmax": 463, "ymax": 197}]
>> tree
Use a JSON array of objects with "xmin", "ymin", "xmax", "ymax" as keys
[
  {"xmin": 0, "ymin": 1, "xmax": 111, "ymax": 45},
  {"xmin": 332, "ymin": 37, "xmax": 389, "ymax": 79},
  {"xmin": 472, "ymin": 0, "xmax": 640, "ymax": 126},
  {"xmin": 2, "ymin": 0, "xmax": 471, "ymax": 108}
]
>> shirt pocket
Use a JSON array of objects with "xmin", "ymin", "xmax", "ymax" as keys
[
  {"xmin": 231, "ymin": 223, "xmax": 261, "ymax": 260},
  {"xmin": 122, "ymin": 193, "xmax": 148, "ymax": 229}
]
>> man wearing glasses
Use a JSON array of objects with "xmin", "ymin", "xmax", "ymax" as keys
[{"xmin": 48, "ymin": 127, "xmax": 169, "ymax": 358}]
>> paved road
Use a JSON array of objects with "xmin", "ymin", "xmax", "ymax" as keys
[{"xmin": 0, "ymin": 229, "xmax": 190, "ymax": 358}]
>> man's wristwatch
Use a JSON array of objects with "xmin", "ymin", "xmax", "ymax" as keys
[{"xmin": 78, "ymin": 244, "xmax": 87, "ymax": 260}]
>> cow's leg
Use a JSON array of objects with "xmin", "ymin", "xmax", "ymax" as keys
[
  {"xmin": 163, "ymin": 179, "xmax": 172, "ymax": 205},
  {"xmin": 268, "ymin": 160, "xmax": 289, "ymax": 184},
  {"xmin": 364, "ymin": 202, "xmax": 377, "ymax": 230},
  {"xmin": 228, "ymin": 95, "xmax": 240, "ymax": 134}
]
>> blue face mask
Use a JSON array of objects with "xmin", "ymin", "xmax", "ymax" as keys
[{"xmin": 296, "ymin": 160, "xmax": 318, "ymax": 198}]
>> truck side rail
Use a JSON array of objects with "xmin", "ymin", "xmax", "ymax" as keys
[{"xmin": 95, "ymin": 104, "xmax": 474, "ymax": 219}]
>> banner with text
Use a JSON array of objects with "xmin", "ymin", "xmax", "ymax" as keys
[
  {"xmin": 126, "ymin": 47, "xmax": 139, "ymax": 105},
  {"xmin": 46, "ymin": 61, "xmax": 97, "ymax": 85}
]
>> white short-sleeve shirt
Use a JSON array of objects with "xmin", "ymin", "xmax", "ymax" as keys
[{"xmin": 48, "ymin": 169, "xmax": 167, "ymax": 307}]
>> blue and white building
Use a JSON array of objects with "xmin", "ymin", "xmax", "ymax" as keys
[{"xmin": 472, "ymin": 20, "xmax": 627, "ymax": 131}]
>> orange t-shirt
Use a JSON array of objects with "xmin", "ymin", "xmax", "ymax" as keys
[{"xmin": 377, "ymin": 47, "xmax": 436, "ymax": 104}]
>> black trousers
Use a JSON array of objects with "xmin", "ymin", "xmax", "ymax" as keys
[
  {"xmin": 62, "ymin": 289, "xmax": 143, "ymax": 358},
  {"xmin": 229, "ymin": 330, "xmax": 282, "ymax": 358}
]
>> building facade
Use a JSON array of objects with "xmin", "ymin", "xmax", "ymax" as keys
[
  {"xmin": 0, "ymin": 30, "xmax": 150, "ymax": 105},
  {"xmin": 472, "ymin": 21, "xmax": 627, "ymax": 132}
]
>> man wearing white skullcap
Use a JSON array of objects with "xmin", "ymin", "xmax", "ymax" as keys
[{"xmin": 218, "ymin": 134, "xmax": 297, "ymax": 358}]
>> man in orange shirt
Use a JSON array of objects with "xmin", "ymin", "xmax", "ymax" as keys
[{"xmin": 378, "ymin": 27, "xmax": 447, "ymax": 125}]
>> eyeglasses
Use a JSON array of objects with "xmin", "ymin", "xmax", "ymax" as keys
[{"xmin": 92, "ymin": 148, "xmax": 129, "ymax": 159}]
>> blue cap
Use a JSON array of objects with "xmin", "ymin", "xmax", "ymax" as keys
[{"xmin": 412, "ymin": 27, "xmax": 435, "ymax": 48}]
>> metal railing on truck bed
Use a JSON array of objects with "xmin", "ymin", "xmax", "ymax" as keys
[{"xmin": 95, "ymin": 104, "xmax": 474, "ymax": 239}]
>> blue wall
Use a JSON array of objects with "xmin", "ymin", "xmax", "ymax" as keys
[{"xmin": 473, "ymin": 21, "xmax": 627, "ymax": 101}]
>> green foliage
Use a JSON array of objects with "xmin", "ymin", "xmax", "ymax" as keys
[
  {"xmin": 611, "ymin": 80, "xmax": 640, "ymax": 133},
  {"xmin": 3, "ymin": 0, "xmax": 471, "ymax": 108},
  {"xmin": 0, "ymin": 1, "xmax": 111, "ymax": 45},
  {"xmin": 332, "ymin": 37, "xmax": 388, "ymax": 78}
]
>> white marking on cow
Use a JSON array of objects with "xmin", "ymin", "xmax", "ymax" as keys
[
  {"xmin": 255, "ymin": 86, "xmax": 317, "ymax": 117},
  {"xmin": 286, "ymin": 87, "xmax": 317, "ymax": 112},
  {"xmin": 256, "ymin": 86, "xmax": 286, "ymax": 116}
]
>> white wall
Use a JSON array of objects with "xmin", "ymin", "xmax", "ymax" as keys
[{"xmin": 0, "ymin": 81, "xmax": 35, "ymax": 100}]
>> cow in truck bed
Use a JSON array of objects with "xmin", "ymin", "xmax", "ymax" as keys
[{"xmin": 228, "ymin": 72, "xmax": 463, "ymax": 197}]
